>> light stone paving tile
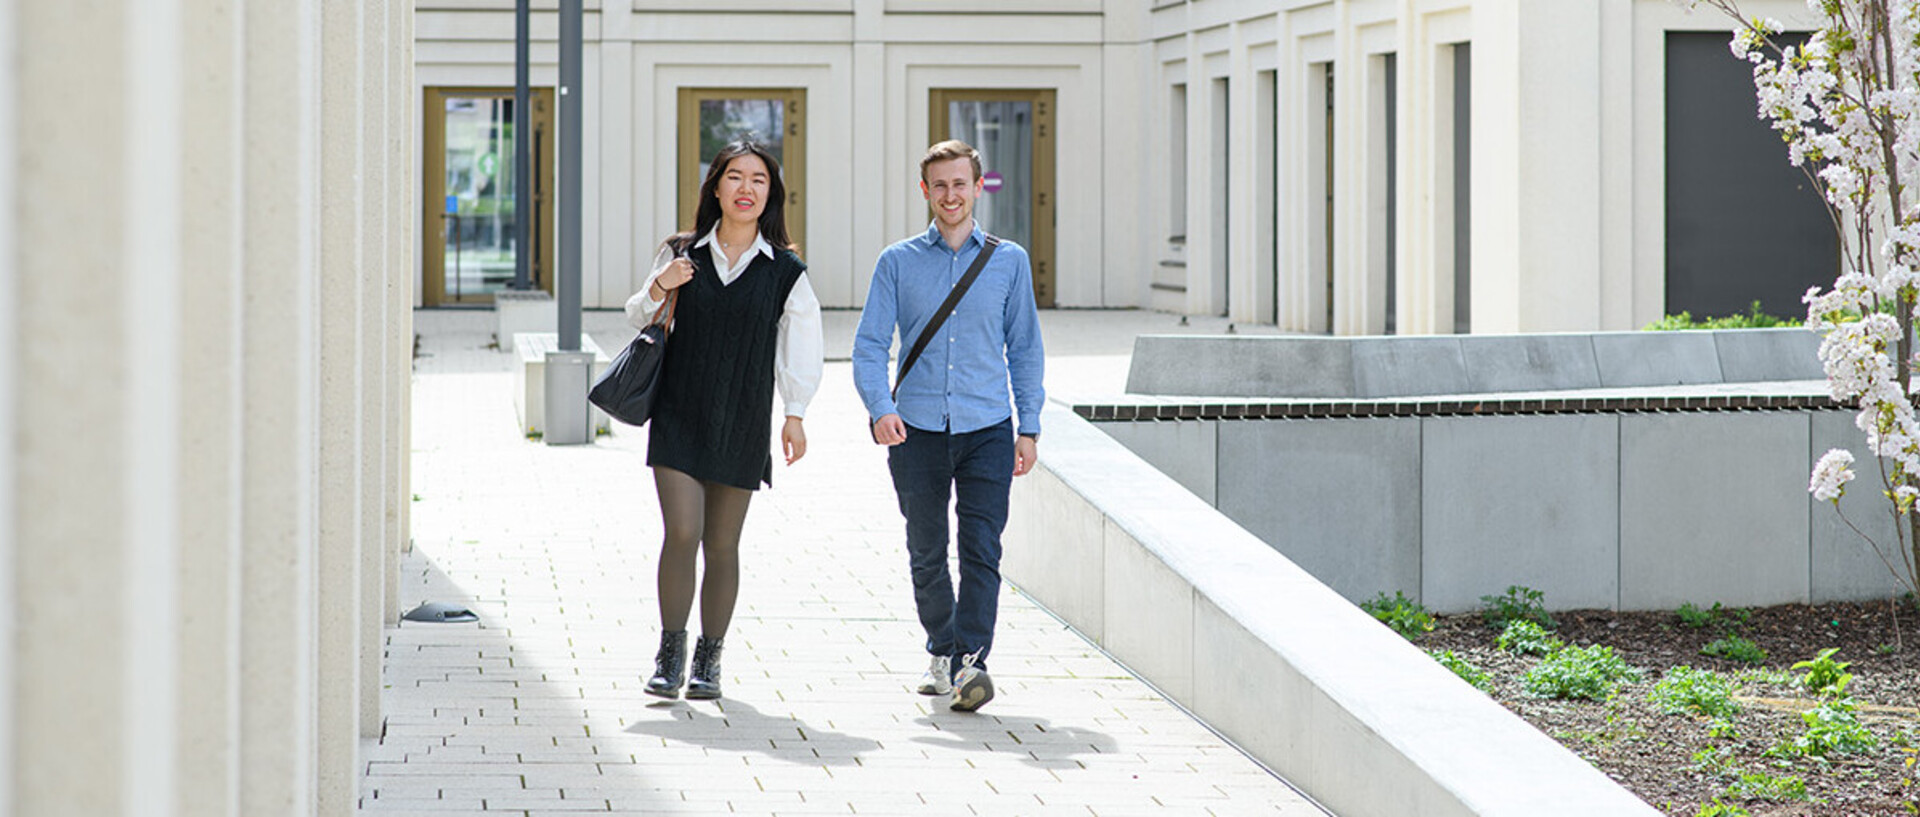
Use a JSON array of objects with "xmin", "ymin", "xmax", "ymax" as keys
[
  {"xmin": 357, "ymin": 797, "xmax": 488, "ymax": 811},
  {"xmin": 363, "ymin": 315, "xmax": 1327, "ymax": 817}
]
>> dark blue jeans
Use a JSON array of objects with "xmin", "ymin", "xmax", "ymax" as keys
[{"xmin": 887, "ymin": 419, "xmax": 1014, "ymax": 669}]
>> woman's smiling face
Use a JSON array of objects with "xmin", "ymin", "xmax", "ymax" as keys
[{"xmin": 715, "ymin": 153, "xmax": 772, "ymax": 225}]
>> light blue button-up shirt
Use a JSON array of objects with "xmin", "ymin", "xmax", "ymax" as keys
[{"xmin": 853, "ymin": 221, "xmax": 1045, "ymax": 437}]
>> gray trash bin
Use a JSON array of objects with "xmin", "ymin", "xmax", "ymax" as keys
[{"xmin": 543, "ymin": 349, "xmax": 594, "ymax": 445}]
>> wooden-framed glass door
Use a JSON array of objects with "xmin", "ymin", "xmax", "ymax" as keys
[
  {"xmin": 931, "ymin": 88, "xmax": 1057, "ymax": 307},
  {"xmin": 677, "ymin": 89, "xmax": 807, "ymax": 252},
  {"xmin": 422, "ymin": 86, "xmax": 555, "ymax": 306}
]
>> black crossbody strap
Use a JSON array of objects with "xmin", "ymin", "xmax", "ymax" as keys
[{"xmin": 893, "ymin": 234, "xmax": 1000, "ymax": 400}]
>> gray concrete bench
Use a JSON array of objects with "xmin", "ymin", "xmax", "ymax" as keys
[{"xmin": 1127, "ymin": 327, "xmax": 1823, "ymax": 398}]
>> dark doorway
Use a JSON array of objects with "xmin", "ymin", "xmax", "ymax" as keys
[{"xmin": 1665, "ymin": 32, "xmax": 1835, "ymax": 320}]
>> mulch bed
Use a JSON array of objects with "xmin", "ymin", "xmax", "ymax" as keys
[{"xmin": 1422, "ymin": 601, "xmax": 1920, "ymax": 816}]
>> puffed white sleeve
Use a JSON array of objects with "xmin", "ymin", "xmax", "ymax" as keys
[
  {"xmin": 775, "ymin": 272, "xmax": 825, "ymax": 418},
  {"xmin": 624, "ymin": 243, "xmax": 676, "ymax": 329}
]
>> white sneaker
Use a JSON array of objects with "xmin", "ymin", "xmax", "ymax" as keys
[
  {"xmin": 916, "ymin": 655, "xmax": 952, "ymax": 695},
  {"xmin": 949, "ymin": 652, "xmax": 994, "ymax": 712}
]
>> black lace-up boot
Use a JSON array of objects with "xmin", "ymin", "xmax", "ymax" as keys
[
  {"xmin": 685, "ymin": 635, "xmax": 725, "ymax": 700},
  {"xmin": 644, "ymin": 629, "xmax": 688, "ymax": 698}
]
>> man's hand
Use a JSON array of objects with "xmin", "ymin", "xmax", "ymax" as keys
[
  {"xmin": 1014, "ymin": 435, "xmax": 1038, "ymax": 476},
  {"xmin": 871, "ymin": 413, "xmax": 906, "ymax": 446},
  {"xmin": 782, "ymin": 417, "xmax": 808, "ymax": 464}
]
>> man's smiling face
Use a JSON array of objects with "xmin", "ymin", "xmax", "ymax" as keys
[{"xmin": 921, "ymin": 156, "xmax": 981, "ymax": 231}]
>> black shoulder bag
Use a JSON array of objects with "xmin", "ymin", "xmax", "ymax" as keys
[
  {"xmin": 872, "ymin": 234, "xmax": 1000, "ymax": 442},
  {"xmin": 589, "ymin": 290, "xmax": 677, "ymax": 427}
]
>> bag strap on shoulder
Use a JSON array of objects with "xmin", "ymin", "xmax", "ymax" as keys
[{"xmin": 892, "ymin": 234, "xmax": 999, "ymax": 400}]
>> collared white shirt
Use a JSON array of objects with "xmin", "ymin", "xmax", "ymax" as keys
[{"xmin": 624, "ymin": 226, "xmax": 825, "ymax": 418}]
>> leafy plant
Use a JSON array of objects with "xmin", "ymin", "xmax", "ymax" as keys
[
  {"xmin": 1360, "ymin": 591, "xmax": 1435, "ymax": 640},
  {"xmin": 1496, "ymin": 619, "xmax": 1562, "ymax": 656},
  {"xmin": 1692, "ymin": 745, "xmax": 1736, "ymax": 776},
  {"xmin": 1768, "ymin": 698, "xmax": 1880, "ymax": 758},
  {"xmin": 1428, "ymin": 649, "xmax": 1493, "ymax": 692},
  {"xmin": 1643, "ymin": 300, "xmax": 1802, "ymax": 331},
  {"xmin": 1523, "ymin": 644, "xmax": 1639, "ymax": 700},
  {"xmin": 1725, "ymin": 770, "xmax": 1809, "ymax": 802},
  {"xmin": 1481, "ymin": 585, "xmax": 1555, "ymax": 630},
  {"xmin": 1708, "ymin": 717, "xmax": 1739, "ymax": 740},
  {"xmin": 1649, "ymin": 666, "xmax": 1742, "ymax": 719},
  {"xmin": 1693, "ymin": 797, "xmax": 1750, "ymax": 817},
  {"xmin": 1677, "ymin": 601, "xmax": 1747, "ymax": 631},
  {"xmin": 1677, "ymin": 601, "xmax": 1717, "ymax": 629},
  {"xmin": 1702, "ymin": 635, "xmax": 1768, "ymax": 664},
  {"xmin": 1792, "ymin": 647, "xmax": 1854, "ymax": 697}
]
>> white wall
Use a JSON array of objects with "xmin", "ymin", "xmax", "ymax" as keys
[{"xmin": 3, "ymin": 3, "xmax": 409, "ymax": 815}]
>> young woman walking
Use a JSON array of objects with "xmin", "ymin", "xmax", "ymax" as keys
[{"xmin": 624, "ymin": 139, "xmax": 823, "ymax": 699}]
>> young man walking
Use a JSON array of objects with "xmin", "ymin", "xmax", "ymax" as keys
[{"xmin": 852, "ymin": 140, "xmax": 1046, "ymax": 713}]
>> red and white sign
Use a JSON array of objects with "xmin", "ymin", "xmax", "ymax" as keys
[{"xmin": 981, "ymin": 171, "xmax": 1004, "ymax": 194}]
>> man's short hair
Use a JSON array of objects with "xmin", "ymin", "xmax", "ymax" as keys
[{"xmin": 920, "ymin": 139, "xmax": 983, "ymax": 183}]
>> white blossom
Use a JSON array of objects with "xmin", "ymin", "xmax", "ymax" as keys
[{"xmin": 1811, "ymin": 449, "xmax": 1856, "ymax": 503}]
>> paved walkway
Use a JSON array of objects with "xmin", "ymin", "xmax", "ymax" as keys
[{"xmin": 362, "ymin": 308, "xmax": 1324, "ymax": 817}]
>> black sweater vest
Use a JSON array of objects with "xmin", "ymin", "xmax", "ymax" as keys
[{"xmin": 647, "ymin": 247, "xmax": 805, "ymax": 490}]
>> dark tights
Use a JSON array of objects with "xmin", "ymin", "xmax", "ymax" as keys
[{"xmin": 653, "ymin": 466, "xmax": 753, "ymax": 637}]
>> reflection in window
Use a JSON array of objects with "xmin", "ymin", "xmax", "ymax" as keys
[
  {"xmin": 442, "ymin": 97, "xmax": 522, "ymax": 300},
  {"xmin": 948, "ymin": 101, "xmax": 1032, "ymax": 251},
  {"xmin": 697, "ymin": 99, "xmax": 785, "ymax": 182}
]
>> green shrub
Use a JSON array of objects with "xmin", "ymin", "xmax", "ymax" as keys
[
  {"xmin": 1649, "ymin": 666, "xmax": 1742, "ymax": 719},
  {"xmin": 1496, "ymin": 619, "xmax": 1563, "ymax": 656},
  {"xmin": 1791, "ymin": 647, "xmax": 1854, "ymax": 697},
  {"xmin": 1523, "ymin": 644, "xmax": 1640, "ymax": 700},
  {"xmin": 1480, "ymin": 585, "xmax": 1555, "ymax": 630},
  {"xmin": 1768, "ymin": 698, "xmax": 1880, "ymax": 758},
  {"xmin": 1702, "ymin": 635, "xmax": 1768, "ymax": 664},
  {"xmin": 1428, "ymin": 649, "xmax": 1493, "ymax": 692},
  {"xmin": 1360, "ymin": 591, "xmax": 1435, "ymax": 640},
  {"xmin": 1644, "ymin": 300, "xmax": 1802, "ymax": 331}
]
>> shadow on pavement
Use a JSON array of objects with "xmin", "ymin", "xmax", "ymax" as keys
[
  {"xmin": 909, "ymin": 714, "xmax": 1118, "ymax": 771},
  {"xmin": 623, "ymin": 697, "xmax": 874, "ymax": 767}
]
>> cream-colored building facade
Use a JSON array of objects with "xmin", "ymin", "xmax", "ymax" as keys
[
  {"xmin": 2, "ymin": 1, "xmax": 414, "ymax": 816},
  {"xmin": 417, "ymin": 0, "xmax": 1827, "ymax": 334},
  {"xmin": 0, "ymin": 0, "xmax": 1828, "ymax": 815}
]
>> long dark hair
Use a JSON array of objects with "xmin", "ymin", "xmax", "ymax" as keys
[{"xmin": 671, "ymin": 139, "xmax": 795, "ymax": 256}]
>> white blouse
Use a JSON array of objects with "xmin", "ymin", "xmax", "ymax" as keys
[{"xmin": 624, "ymin": 227, "xmax": 825, "ymax": 419}]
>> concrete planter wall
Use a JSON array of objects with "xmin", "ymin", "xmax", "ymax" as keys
[
  {"xmin": 1099, "ymin": 327, "xmax": 1908, "ymax": 613},
  {"xmin": 1006, "ymin": 404, "xmax": 1661, "ymax": 817}
]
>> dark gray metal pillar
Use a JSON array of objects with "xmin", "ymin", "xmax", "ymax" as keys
[
  {"xmin": 546, "ymin": 0, "xmax": 591, "ymax": 445},
  {"xmin": 557, "ymin": 0, "xmax": 582, "ymax": 352},
  {"xmin": 511, "ymin": 0, "xmax": 531, "ymax": 290}
]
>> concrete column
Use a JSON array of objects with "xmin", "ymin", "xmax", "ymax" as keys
[
  {"xmin": 1182, "ymin": 32, "xmax": 1211, "ymax": 315},
  {"xmin": 317, "ymin": 0, "xmax": 366, "ymax": 812},
  {"xmin": 16, "ymin": 2, "xmax": 137, "ymax": 814},
  {"xmin": 1472, "ymin": 0, "xmax": 1604, "ymax": 332},
  {"xmin": 176, "ymin": 0, "xmax": 246, "ymax": 814},
  {"xmin": 387, "ymin": 0, "xmax": 413, "ymax": 664},
  {"xmin": 598, "ymin": 0, "xmax": 634, "ymax": 306},
  {"xmin": 240, "ymin": 0, "xmax": 322, "ymax": 813},
  {"xmin": 124, "ymin": 0, "xmax": 191, "ymax": 810},
  {"xmin": 0, "ymin": 0, "xmax": 15, "ymax": 810},
  {"xmin": 851, "ymin": 38, "xmax": 885, "ymax": 300},
  {"xmin": 358, "ymin": 0, "xmax": 390, "ymax": 743}
]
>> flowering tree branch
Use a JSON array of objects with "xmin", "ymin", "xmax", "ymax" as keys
[{"xmin": 1678, "ymin": 0, "xmax": 1920, "ymax": 598}]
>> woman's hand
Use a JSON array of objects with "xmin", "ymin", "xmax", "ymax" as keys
[
  {"xmin": 781, "ymin": 417, "xmax": 807, "ymax": 464},
  {"xmin": 650, "ymin": 255, "xmax": 695, "ymax": 300}
]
